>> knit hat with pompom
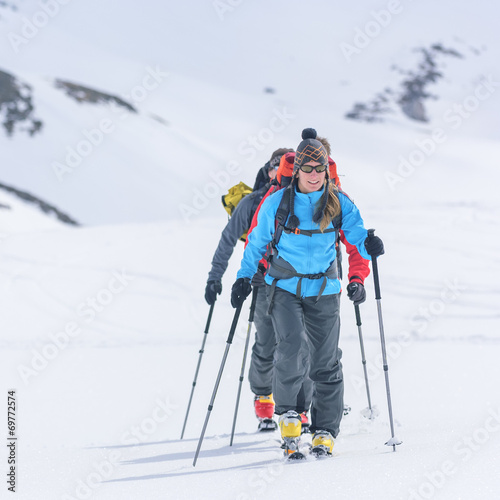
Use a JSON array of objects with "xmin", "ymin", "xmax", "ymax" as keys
[
  {"xmin": 293, "ymin": 128, "xmax": 329, "ymax": 173},
  {"xmin": 288, "ymin": 128, "xmax": 329, "ymax": 230}
]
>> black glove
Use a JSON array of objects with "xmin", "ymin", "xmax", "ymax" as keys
[
  {"xmin": 346, "ymin": 282, "xmax": 366, "ymax": 305},
  {"xmin": 205, "ymin": 280, "xmax": 222, "ymax": 305},
  {"xmin": 364, "ymin": 233, "xmax": 384, "ymax": 257},
  {"xmin": 231, "ymin": 277, "xmax": 252, "ymax": 308}
]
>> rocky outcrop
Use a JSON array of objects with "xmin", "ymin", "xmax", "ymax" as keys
[
  {"xmin": 0, "ymin": 182, "xmax": 79, "ymax": 226},
  {"xmin": 0, "ymin": 69, "xmax": 43, "ymax": 136},
  {"xmin": 54, "ymin": 79, "xmax": 137, "ymax": 113},
  {"xmin": 345, "ymin": 43, "xmax": 464, "ymax": 123}
]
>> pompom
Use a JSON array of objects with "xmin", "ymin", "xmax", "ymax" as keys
[{"xmin": 301, "ymin": 128, "xmax": 317, "ymax": 140}]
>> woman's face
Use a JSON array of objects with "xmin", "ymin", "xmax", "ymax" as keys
[{"xmin": 297, "ymin": 161, "xmax": 326, "ymax": 193}]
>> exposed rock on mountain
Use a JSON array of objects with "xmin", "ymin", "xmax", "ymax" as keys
[
  {"xmin": 0, "ymin": 182, "xmax": 79, "ymax": 225},
  {"xmin": 54, "ymin": 79, "xmax": 137, "ymax": 113},
  {"xmin": 346, "ymin": 43, "xmax": 464, "ymax": 123},
  {"xmin": 0, "ymin": 69, "xmax": 43, "ymax": 136}
]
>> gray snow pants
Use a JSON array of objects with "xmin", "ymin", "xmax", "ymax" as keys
[
  {"xmin": 248, "ymin": 285, "xmax": 312, "ymax": 413},
  {"xmin": 269, "ymin": 287, "xmax": 343, "ymax": 437}
]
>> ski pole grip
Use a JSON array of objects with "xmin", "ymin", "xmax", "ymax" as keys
[
  {"xmin": 248, "ymin": 286, "xmax": 258, "ymax": 323},
  {"xmin": 354, "ymin": 304, "xmax": 362, "ymax": 326},
  {"xmin": 204, "ymin": 303, "xmax": 215, "ymax": 334},
  {"xmin": 367, "ymin": 229, "xmax": 382, "ymax": 300},
  {"xmin": 227, "ymin": 304, "xmax": 243, "ymax": 344}
]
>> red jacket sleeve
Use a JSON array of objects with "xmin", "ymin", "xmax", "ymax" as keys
[{"xmin": 340, "ymin": 230, "xmax": 370, "ymax": 284}]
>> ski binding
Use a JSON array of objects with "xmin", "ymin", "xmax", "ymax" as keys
[{"xmin": 258, "ymin": 418, "xmax": 277, "ymax": 432}]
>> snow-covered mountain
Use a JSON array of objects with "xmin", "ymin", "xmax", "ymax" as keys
[
  {"xmin": 2, "ymin": 0, "xmax": 499, "ymax": 225},
  {"xmin": 1, "ymin": 1, "xmax": 500, "ymax": 499}
]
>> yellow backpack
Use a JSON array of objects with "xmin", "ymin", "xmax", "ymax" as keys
[{"xmin": 221, "ymin": 181, "xmax": 253, "ymax": 241}]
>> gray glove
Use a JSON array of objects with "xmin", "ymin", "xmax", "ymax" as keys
[{"xmin": 251, "ymin": 265, "xmax": 266, "ymax": 287}]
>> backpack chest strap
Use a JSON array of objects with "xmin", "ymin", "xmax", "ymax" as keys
[{"xmin": 281, "ymin": 225, "xmax": 337, "ymax": 237}]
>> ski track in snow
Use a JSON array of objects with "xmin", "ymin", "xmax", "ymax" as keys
[{"xmin": 1, "ymin": 220, "xmax": 499, "ymax": 499}]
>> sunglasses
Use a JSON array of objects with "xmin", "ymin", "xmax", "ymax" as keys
[{"xmin": 299, "ymin": 164, "xmax": 328, "ymax": 174}]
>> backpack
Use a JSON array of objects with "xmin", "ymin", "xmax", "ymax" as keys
[
  {"xmin": 245, "ymin": 153, "xmax": 344, "ymax": 305},
  {"xmin": 249, "ymin": 154, "xmax": 370, "ymax": 308},
  {"xmin": 271, "ymin": 183, "xmax": 342, "ymax": 248},
  {"xmin": 262, "ymin": 183, "xmax": 342, "ymax": 310},
  {"xmin": 221, "ymin": 181, "xmax": 253, "ymax": 217},
  {"xmin": 221, "ymin": 181, "xmax": 253, "ymax": 242}
]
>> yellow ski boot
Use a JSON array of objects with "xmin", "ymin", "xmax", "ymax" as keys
[
  {"xmin": 279, "ymin": 411, "xmax": 304, "ymax": 459},
  {"xmin": 311, "ymin": 430, "xmax": 334, "ymax": 457}
]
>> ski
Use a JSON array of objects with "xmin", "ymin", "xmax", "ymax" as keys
[
  {"xmin": 310, "ymin": 445, "xmax": 332, "ymax": 459},
  {"xmin": 258, "ymin": 418, "xmax": 278, "ymax": 432},
  {"xmin": 281, "ymin": 433, "xmax": 333, "ymax": 462},
  {"xmin": 286, "ymin": 450, "xmax": 307, "ymax": 461},
  {"xmin": 282, "ymin": 435, "xmax": 312, "ymax": 462},
  {"xmin": 284, "ymin": 444, "xmax": 333, "ymax": 462}
]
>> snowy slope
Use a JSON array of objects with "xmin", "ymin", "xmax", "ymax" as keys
[
  {"xmin": 1, "ymin": 0, "xmax": 500, "ymax": 499},
  {"xmin": 1, "ymin": 217, "xmax": 500, "ymax": 499}
]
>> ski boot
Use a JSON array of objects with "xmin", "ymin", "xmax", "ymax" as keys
[
  {"xmin": 254, "ymin": 394, "xmax": 277, "ymax": 432},
  {"xmin": 279, "ymin": 410, "xmax": 304, "ymax": 459},
  {"xmin": 311, "ymin": 430, "xmax": 334, "ymax": 457}
]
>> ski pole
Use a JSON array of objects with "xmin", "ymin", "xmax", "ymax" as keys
[
  {"xmin": 368, "ymin": 229, "xmax": 402, "ymax": 451},
  {"xmin": 193, "ymin": 303, "xmax": 244, "ymax": 467},
  {"xmin": 354, "ymin": 304, "xmax": 376, "ymax": 419},
  {"xmin": 230, "ymin": 286, "xmax": 259, "ymax": 446},
  {"xmin": 180, "ymin": 303, "xmax": 215, "ymax": 439}
]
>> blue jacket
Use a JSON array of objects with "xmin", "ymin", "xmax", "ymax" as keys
[{"xmin": 237, "ymin": 186, "xmax": 370, "ymax": 297}]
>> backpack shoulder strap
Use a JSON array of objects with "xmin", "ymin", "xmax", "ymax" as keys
[
  {"xmin": 332, "ymin": 187, "xmax": 342, "ymax": 229},
  {"xmin": 272, "ymin": 185, "xmax": 292, "ymax": 247}
]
